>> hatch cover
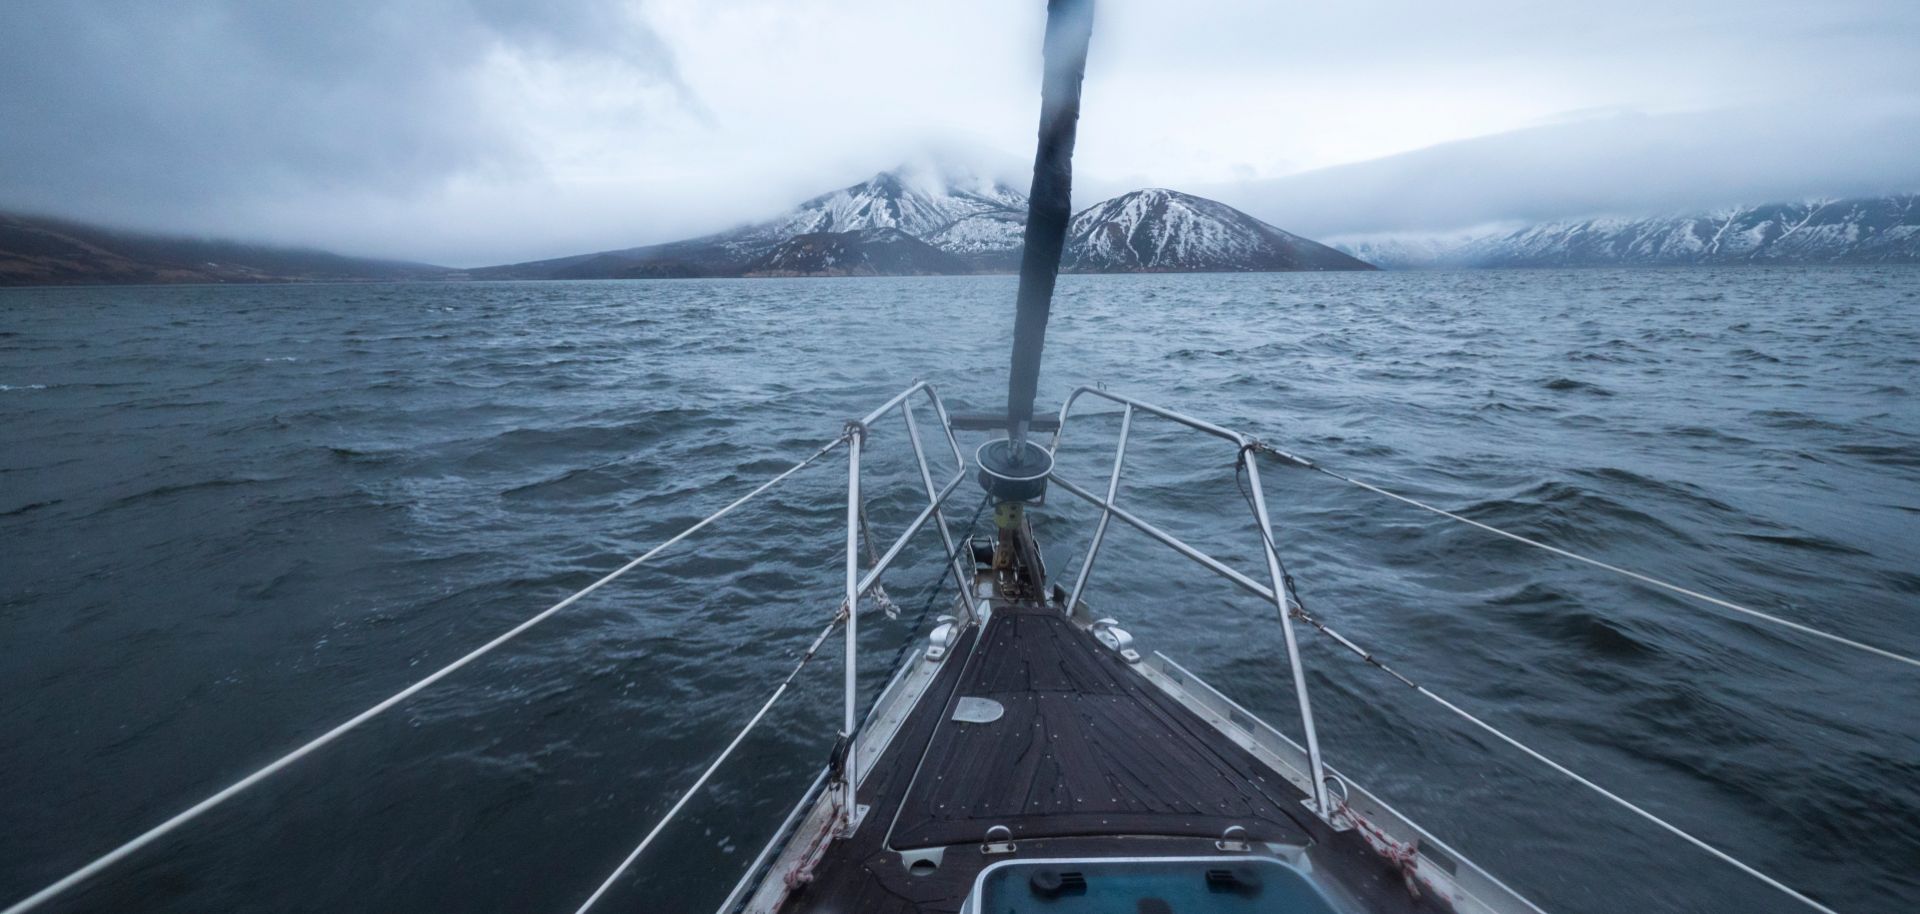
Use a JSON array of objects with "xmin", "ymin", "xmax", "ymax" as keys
[{"xmin": 952, "ymin": 697, "xmax": 1005, "ymax": 724}]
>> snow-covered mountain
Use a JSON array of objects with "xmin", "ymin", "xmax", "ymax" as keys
[
  {"xmin": 477, "ymin": 166, "xmax": 1030, "ymax": 279},
  {"xmin": 746, "ymin": 227, "xmax": 964, "ymax": 277},
  {"xmin": 1331, "ymin": 195, "xmax": 1920, "ymax": 268},
  {"xmin": 925, "ymin": 210, "xmax": 1028, "ymax": 271},
  {"xmin": 1321, "ymin": 229, "xmax": 1513, "ymax": 271},
  {"xmin": 477, "ymin": 168, "xmax": 1367, "ymax": 278},
  {"xmin": 739, "ymin": 169, "xmax": 1027, "ymax": 243},
  {"xmin": 1065, "ymin": 189, "xmax": 1371, "ymax": 272}
]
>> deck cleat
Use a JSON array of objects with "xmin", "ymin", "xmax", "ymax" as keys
[
  {"xmin": 1090, "ymin": 617, "xmax": 1141, "ymax": 663},
  {"xmin": 925, "ymin": 615, "xmax": 959, "ymax": 662}
]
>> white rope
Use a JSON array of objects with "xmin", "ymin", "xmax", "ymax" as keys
[
  {"xmin": 0, "ymin": 434, "xmax": 850, "ymax": 914},
  {"xmin": 1254, "ymin": 443, "xmax": 1920, "ymax": 671},
  {"xmin": 573, "ymin": 611, "xmax": 845, "ymax": 914}
]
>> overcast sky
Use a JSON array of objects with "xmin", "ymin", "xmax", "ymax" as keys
[{"xmin": 3, "ymin": 0, "xmax": 1917, "ymax": 266}]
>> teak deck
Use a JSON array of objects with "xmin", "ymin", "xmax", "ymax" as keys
[{"xmin": 774, "ymin": 603, "xmax": 1441, "ymax": 914}]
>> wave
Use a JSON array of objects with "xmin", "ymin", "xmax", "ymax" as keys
[
  {"xmin": 102, "ymin": 475, "xmax": 276, "ymax": 510},
  {"xmin": 325, "ymin": 445, "xmax": 399, "ymax": 464},
  {"xmin": 1750, "ymin": 408, "xmax": 1848, "ymax": 432},
  {"xmin": 1458, "ymin": 478, "xmax": 1697, "ymax": 548},
  {"xmin": 0, "ymin": 498, "xmax": 60, "ymax": 517},
  {"xmin": 1541, "ymin": 377, "xmax": 1614, "ymax": 396},
  {"xmin": 1487, "ymin": 585, "xmax": 1658, "ymax": 660},
  {"xmin": 1829, "ymin": 443, "xmax": 1920, "ymax": 469},
  {"xmin": 1728, "ymin": 347, "xmax": 1782, "ymax": 363},
  {"xmin": 1571, "ymin": 466, "xmax": 1737, "ymax": 514}
]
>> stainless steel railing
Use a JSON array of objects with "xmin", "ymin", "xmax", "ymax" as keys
[
  {"xmin": 1042, "ymin": 386, "xmax": 1864, "ymax": 914},
  {"xmin": 7, "ymin": 381, "xmax": 986, "ymax": 914},
  {"xmin": 1047, "ymin": 385, "xmax": 1333, "ymax": 819},
  {"xmin": 585, "ymin": 381, "xmax": 980, "ymax": 912},
  {"xmin": 834, "ymin": 380, "xmax": 973, "ymax": 835}
]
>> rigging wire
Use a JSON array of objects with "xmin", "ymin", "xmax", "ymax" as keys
[
  {"xmin": 1284, "ymin": 591, "xmax": 1840, "ymax": 914},
  {"xmin": 0, "ymin": 432, "xmax": 853, "ymax": 914},
  {"xmin": 1233, "ymin": 446, "xmax": 1843, "ymax": 914},
  {"xmin": 855, "ymin": 491, "xmax": 901, "ymax": 618},
  {"xmin": 578, "ymin": 494, "xmax": 990, "ymax": 913},
  {"xmin": 572, "ymin": 610, "xmax": 847, "ymax": 914},
  {"xmin": 860, "ymin": 492, "xmax": 993, "ymax": 723},
  {"xmin": 1249, "ymin": 441, "xmax": 1920, "ymax": 671}
]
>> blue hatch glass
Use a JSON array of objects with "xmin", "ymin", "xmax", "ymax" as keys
[{"xmin": 975, "ymin": 858, "xmax": 1342, "ymax": 914}]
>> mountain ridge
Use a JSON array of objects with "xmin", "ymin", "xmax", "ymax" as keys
[
  {"xmin": 1330, "ymin": 195, "xmax": 1920, "ymax": 268},
  {"xmin": 1067, "ymin": 189, "xmax": 1370, "ymax": 272},
  {"xmin": 474, "ymin": 168, "xmax": 1374, "ymax": 278},
  {"xmin": 745, "ymin": 227, "xmax": 966, "ymax": 277},
  {"xmin": 0, "ymin": 211, "xmax": 450, "ymax": 286},
  {"xmin": 14, "ymin": 177, "xmax": 1914, "ymax": 286}
]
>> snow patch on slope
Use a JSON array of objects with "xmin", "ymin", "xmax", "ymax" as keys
[
  {"xmin": 733, "ymin": 166, "xmax": 1026, "ymax": 243},
  {"xmin": 1065, "ymin": 189, "xmax": 1371, "ymax": 272}
]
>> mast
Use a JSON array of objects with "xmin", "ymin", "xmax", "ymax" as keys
[
  {"xmin": 974, "ymin": 0, "xmax": 1095, "ymax": 602},
  {"xmin": 1006, "ymin": 0, "xmax": 1094, "ymax": 451}
]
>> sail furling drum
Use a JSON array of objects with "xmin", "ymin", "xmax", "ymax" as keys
[{"xmin": 976, "ymin": 0, "xmax": 1094, "ymax": 506}]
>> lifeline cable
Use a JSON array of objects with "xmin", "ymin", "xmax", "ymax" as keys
[
  {"xmin": 572, "ymin": 609, "xmax": 847, "ymax": 914},
  {"xmin": 1, "ymin": 432, "xmax": 853, "ymax": 914},
  {"xmin": 859, "ymin": 492, "xmax": 993, "ymax": 724},
  {"xmin": 1235, "ymin": 446, "xmax": 1845, "ymax": 914},
  {"xmin": 1290, "ymin": 596, "xmax": 1842, "ymax": 914},
  {"xmin": 579, "ymin": 493, "xmax": 990, "ymax": 912},
  {"xmin": 1250, "ymin": 441, "xmax": 1920, "ymax": 671}
]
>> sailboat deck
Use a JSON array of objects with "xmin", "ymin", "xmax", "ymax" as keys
[
  {"xmin": 775, "ymin": 603, "xmax": 1439, "ymax": 914},
  {"xmin": 891, "ymin": 608, "xmax": 1317, "ymax": 848}
]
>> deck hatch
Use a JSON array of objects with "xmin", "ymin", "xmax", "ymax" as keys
[
  {"xmin": 953, "ymin": 697, "xmax": 1006, "ymax": 723},
  {"xmin": 974, "ymin": 857, "xmax": 1338, "ymax": 914}
]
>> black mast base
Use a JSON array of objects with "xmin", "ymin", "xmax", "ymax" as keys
[{"xmin": 976, "ymin": 438, "xmax": 1053, "ymax": 502}]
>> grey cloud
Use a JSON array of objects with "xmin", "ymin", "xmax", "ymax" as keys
[
  {"xmin": 0, "ymin": 1, "xmax": 687, "ymax": 233},
  {"xmin": 0, "ymin": 0, "xmax": 1916, "ymax": 264},
  {"xmin": 1206, "ymin": 104, "xmax": 1920, "ymax": 238}
]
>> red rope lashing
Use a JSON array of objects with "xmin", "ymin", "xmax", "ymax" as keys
[{"xmin": 1337, "ymin": 798, "xmax": 1435, "ymax": 901}]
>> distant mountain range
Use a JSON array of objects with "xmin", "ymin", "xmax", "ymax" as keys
[
  {"xmin": 474, "ymin": 169, "xmax": 1372, "ymax": 279},
  {"xmin": 0, "ymin": 211, "xmax": 447, "ymax": 286},
  {"xmin": 1330, "ymin": 195, "xmax": 1920, "ymax": 269},
  {"xmin": 7, "ymin": 181, "xmax": 1918, "ymax": 287}
]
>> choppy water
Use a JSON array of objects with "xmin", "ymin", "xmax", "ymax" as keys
[{"xmin": 2, "ymin": 269, "xmax": 1917, "ymax": 914}]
